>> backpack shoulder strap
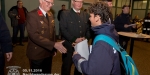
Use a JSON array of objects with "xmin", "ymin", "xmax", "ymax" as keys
[{"xmin": 93, "ymin": 34, "xmax": 120, "ymax": 52}]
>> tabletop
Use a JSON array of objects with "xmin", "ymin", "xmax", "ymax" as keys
[{"xmin": 118, "ymin": 32, "xmax": 150, "ymax": 38}]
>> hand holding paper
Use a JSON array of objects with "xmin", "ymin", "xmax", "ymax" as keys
[
  {"xmin": 74, "ymin": 39, "xmax": 89, "ymax": 60},
  {"xmin": 124, "ymin": 24, "xmax": 136, "ymax": 28},
  {"xmin": 128, "ymin": 24, "xmax": 136, "ymax": 27}
]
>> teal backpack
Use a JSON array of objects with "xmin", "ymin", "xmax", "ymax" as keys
[{"xmin": 93, "ymin": 34, "xmax": 139, "ymax": 75}]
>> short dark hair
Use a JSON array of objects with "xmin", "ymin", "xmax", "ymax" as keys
[
  {"xmin": 122, "ymin": 5, "xmax": 130, "ymax": 9},
  {"xmin": 88, "ymin": 2, "xmax": 111, "ymax": 23},
  {"xmin": 17, "ymin": 0, "xmax": 22, "ymax": 4},
  {"xmin": 62, "ymin": 4, "xmax": 65, "ymax": 7}
]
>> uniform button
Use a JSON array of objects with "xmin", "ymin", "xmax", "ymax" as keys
[
  {"xmin": 35, "ymin": 47, "xmax": 37, "ymax": 49},
  {"xmin": 80, "ymin": 31, "xmax": 82, "ymax": 33},
  {"xmin": 79, "ymin": 21, "xmax": 80, "ymax": 22},
  {"xmin": 41, "ymin": 31, "xmax": 44, "ymax": 34},
  {"xmin": 79, "ymin": 26, "xmax": 81, "ymax": 27}
]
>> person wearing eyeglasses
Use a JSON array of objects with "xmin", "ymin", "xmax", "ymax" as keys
[
  {"xmin": 59, "ymin": 0, "xmax": 91, "ymax": 75},
  {"xmin": 26, "ymin": 0, "xmax": 67, "ymax": 74}
]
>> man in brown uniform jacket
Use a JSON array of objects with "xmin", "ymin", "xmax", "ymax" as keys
[{"xmin": 26, "ymin": 0, "xmax": 66, "ymax": 74}]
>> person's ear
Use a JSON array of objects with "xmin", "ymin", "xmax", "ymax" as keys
[{"xmin": 95, "ymin": 15, "xmax": 100, "ymax": 22}]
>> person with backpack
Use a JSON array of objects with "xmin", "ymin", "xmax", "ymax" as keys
[{"xmin": 72, "ymin": 2, "xmax": 121, "ymax": 75}]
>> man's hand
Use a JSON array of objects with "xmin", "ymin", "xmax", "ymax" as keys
[
  {"xmin": 73, "ymin": 37, "xmax": 86, "ymax": 46},
  {"xmin": 16, "ymin": 16, "xmax": 20, "ymax": 19},
  {"xmin": 124, "ymin": 24, "xmax": 129, "ymax": 28},
  {"xmin": 54, "ymin": 40, "xmax": 67, "ymax": 53},
  {"xmin": 75, "ymin": 37, "xmax": 85, "ymax": 43},
  {"xmin": 5, "ymin": 52, "xmax": 13, "ymax": 62}
]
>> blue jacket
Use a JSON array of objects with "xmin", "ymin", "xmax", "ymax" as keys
[
  {"xmin": 0, "ymin": 12, "xmax": 12, "ymax": 53},
  {"xmin": 73, "ymin": 23, "xmax": 121, "ymax": 75}
]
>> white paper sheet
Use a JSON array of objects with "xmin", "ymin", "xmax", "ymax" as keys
[
  {"xmin": 128, "ymin": 24, "xmax": 136, "ymax": 27},
  {"xmin": 74, "ymin": 39, "xmax": 89, "ymax": 60}
]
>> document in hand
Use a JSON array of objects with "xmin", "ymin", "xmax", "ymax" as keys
[
  {"xmin": 128, "ymin": 24, "xmax": 136, "ymax": 27},
  {"xmin": 74, "ymin": 39, "xmax": 89, "ymax": 60}
]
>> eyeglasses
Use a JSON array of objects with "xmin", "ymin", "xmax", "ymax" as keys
[
  {"xmin": 44, "ymin": 0, "xmax": 54, "ymax": 6},
  {"xmin": 74, "ymin": 0, "xmax": 84, "ymax": 4}
]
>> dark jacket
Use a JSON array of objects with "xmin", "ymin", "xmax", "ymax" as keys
[
  {"xmin": 57, "ymin": 9, "xmax": 64, "ymax": 21},
  {"xmin": 114, "ymin": 13, "xmax": 132, "ymax": 32},
  {"xmin": 60, "ymin": 8, "xmax": 91, "ymax": 52},
  {"xmin": 73, "ymin": 23, "xmax": 121, "ymax": 75},
  {"xmin": 8, "ymin": 6, "xmax": 28, "ymax": 26},
  {"xmin": 0, "ymin": 12, "xmax": 12, "ymax": 53}
]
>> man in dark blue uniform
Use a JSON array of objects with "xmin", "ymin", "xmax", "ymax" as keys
[{"xmin": 0, "ymin": 12, "xmax": 13, "ymax": 75}]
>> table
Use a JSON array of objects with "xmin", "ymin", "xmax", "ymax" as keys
[{"xmin": 118, "ymin": 32, "xmax": 150, "ymax": 57}]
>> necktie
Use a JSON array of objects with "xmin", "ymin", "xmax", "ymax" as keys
[{"xmin": 46, "ymin": 13, "xmax": 49, "ymax": 21}]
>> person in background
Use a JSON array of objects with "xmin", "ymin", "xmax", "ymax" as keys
[
  {"xmin": 132, "ymin": 15, "xmax": 139, "ymax": 32},
  {"xmin": 114, "ymin": 5, "xmax": 136, "ymax": 50},
  {"xmin": 57, "ymin": 4, "xmax": 66, "ymax": 40},
  {"xmin": 143, "ymin": 13, "xmax": 150, "ymax": 42},
  {"xmin": 57, "ymin": 4, "xmax": 66, "ymax": 21},
  {"xmin": 102, "ymin": 0, "xmax": 113, "ymax": 23},
  {"xmin": 59, "ymin": 0, "xmax": 91, "ymax": 75},
  {"xmin": 8, "ymin": 0, "xmax": 28, "ymax": 46},
  {"xmin": 72, "ymin": 2, "xmax": 121, "ymax": 75},
  {"xmin": 26, "ymin": 0, "xmax": 67, "ymax": 74},
  {"xmin": 132, "ymin": 15, "xmax": 139, "ymax": 24},
  {"xmin": 84, "ymin": 9, "xmax": 88, "ymax": 13},
  {"xmin": 0, "ymin": 12, "xmax": 13, "ymax": 75}
]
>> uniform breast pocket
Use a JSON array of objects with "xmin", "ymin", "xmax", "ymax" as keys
[
  {"xmin": 51, "ymin": 20, "xmax": 55, "ymax": 27},
  {"xmin": 83, "ymin": 21, "xmax": 88, "ymax": 29},
  {"xmin": 67, "ymin": 21, "xmax": 74, "ymax": 25},
  {"xmin": 67, "ymin": 21, "xmax": 75, "ymax": 31},
  {"xmin": 40, "ymin": 25, "xmax": 48, "ymax": 35},
  {"xmin": 84, "ymin": 21, "xmax": 88, "ymax": 25},
  {"xmin": 67, "ymin": 21, "xmax": 75, "ymax": 27}
]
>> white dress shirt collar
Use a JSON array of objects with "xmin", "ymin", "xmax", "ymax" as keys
[{"xmin": 73, "ymin": 8, "xmax": 80, "ymax": 13}]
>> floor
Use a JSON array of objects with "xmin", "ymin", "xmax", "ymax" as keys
[{"xmin": 4, "ymin": 39, "xmax": 150, "ymax": 75}]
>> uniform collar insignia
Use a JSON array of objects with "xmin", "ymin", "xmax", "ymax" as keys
[{"xmin": 38, "ymin": 10, "xmax": 43, "ymax": 16}]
